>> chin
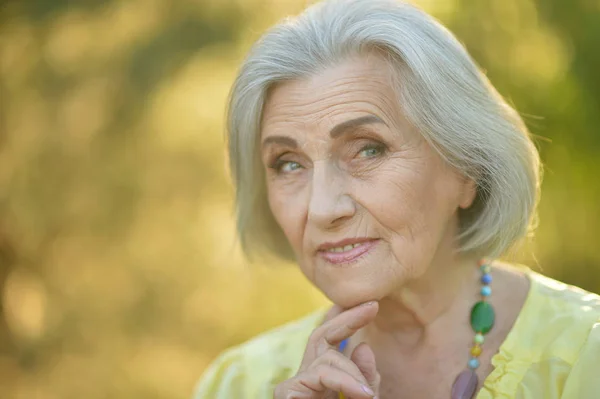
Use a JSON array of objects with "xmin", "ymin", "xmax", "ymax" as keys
[{"xmin": 326, "ymin": 284, "xmax": 385, "ymax": 309}]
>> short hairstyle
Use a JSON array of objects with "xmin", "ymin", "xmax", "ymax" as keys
[{"xmin": 226, "ymin": 0, "xmax": 541, "ymax": 260}]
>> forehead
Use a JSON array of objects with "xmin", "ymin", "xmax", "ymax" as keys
[{"xmin": 260, "ymin": 54, "xmax": 401, "ymax": 136}]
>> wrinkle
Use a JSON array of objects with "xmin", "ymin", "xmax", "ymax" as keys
[{"xmin": 263, "ymin": 54, "xmax": 469, "ymax": 329}]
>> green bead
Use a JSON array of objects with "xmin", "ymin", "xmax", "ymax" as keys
[
  {"xmin": 470, "ymin": 301, "xmax": 495, "ymax": 334},
  {"xmin": 474, "ymin": 333, "xmax": 485, "ymax": 344},
  {"xmin": 480, "ymin": 264, "xmax": 491, "ymax": 274}
]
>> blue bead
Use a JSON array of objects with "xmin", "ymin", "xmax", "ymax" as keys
[
  {"xmin": 481, "ymin": 274, "xmax": 492, "ymax": 285},
  {"xmin": 339, "ymin": 338, "xmax": 348, "ymax": 352},
  {"xmin": 468, "ymin": 358, "xmax": 480, "ymax": 369},
  {"xmin": 481, "ymin": 286, "xmax": 492, "ymax": 297}
]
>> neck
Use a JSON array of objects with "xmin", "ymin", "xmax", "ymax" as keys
[{"xmin": 362, "ymin": 253, "xmax": 481, "ymax": 352}]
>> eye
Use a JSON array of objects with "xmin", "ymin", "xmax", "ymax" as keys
[
  {"xmin": 268, "ymin": 157, "xmax": 304, "ymax": 174},
  {"xmin": 279, "ymin": 161, "xmax": 302, "ymax": 173},
  {"xmin": 357, "ymin": 143, "xmax": 385, "ymax": 158}
]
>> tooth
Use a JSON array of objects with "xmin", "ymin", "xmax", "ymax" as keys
[
  {"xmin": 335, "ymin": 247, "xmax": 344, "ymax": 253},
  {"xmin": 352, "ymin": 243, "xmax": 362, "ymax": 248},
  {"xmin": 343, "ymin": 244, "xmax": 353, "ymax": 251}
]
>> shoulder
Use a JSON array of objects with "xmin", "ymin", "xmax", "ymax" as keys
[
  {"xmin": 193, "ymin": 308, "xmax": 327, "ymax": 399},
  {"xmin": 528, "ymin": 272, "xmax": 600, "ymax": 354},
  {"xmin": 528, "ymin": 273, "xmax": 600, "ymax": 399},
  {"xmin": 511, "ymin": 269, "xmax": 600, "ymax": 362},
  {"xmin": 481, "ymin": 267, "xmax": 600, "ymax": 398}
]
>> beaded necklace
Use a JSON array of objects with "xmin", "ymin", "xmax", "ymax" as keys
[{"xmin": 338, "ymin": 260, "xmax": 495, "ymax": 399}]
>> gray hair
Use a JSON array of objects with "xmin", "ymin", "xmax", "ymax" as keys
[{"xmin": 227, "ymin": 0, "xmax": 541, "ymax": 260}]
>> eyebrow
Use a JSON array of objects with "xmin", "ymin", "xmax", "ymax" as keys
[
  {"xmin": 261, "ymin": 115, "xmax": 387, "ymax": 150},
  {"xmin": 329, "ymin": 115, "xmax": 387, "ymax": 138},
  {"xmin": 261, "ymin": 135, "xmax": 298, "ymax": 149}
]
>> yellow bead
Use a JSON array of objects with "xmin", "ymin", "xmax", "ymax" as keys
[{"xmin": 471, "ymin": 345, "xmax": 482, "ymax": 357}]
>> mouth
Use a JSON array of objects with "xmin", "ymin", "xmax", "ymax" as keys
[{"xmin": 317, "ymin": 238, "xmax": 379, "ymax": 265}]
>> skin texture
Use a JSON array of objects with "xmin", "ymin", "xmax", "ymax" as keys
[
  {"xmin": 262, "ymin": 54, "xmax": 530, "ymax": 398},
  {"xmin": 273, "ymin": 302, "xmax": 381, "ymax": 399},
  {"xmin": 261, "ymin": 53, "xmax": 476, "ymax": 308}
]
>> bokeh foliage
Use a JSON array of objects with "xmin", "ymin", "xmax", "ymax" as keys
[{"xmin": 0, "ymin": 0, "xmax": 598, "ymax": 397}]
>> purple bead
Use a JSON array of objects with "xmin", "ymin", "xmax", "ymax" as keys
[
  {"xmin": 451, "ymin": 369, "xmax": 478, "ymax": 399},
  {"xmin": 481, "ymin": 273, "xmax": 492, "ymax": 284}
]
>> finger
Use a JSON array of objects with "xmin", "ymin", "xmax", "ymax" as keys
[
  {"xmin": 318, "ymin": 301, "xmax": 378, "ymax": 355},
  {"xmin": 323, "ymin": 304, "xmax": 344, "ymax": 323},
  {"xmin": 300, "ymin": 301, "xmax": 378, "ymax": 372},
  {"xmin": 350, "ymin": 343, "xmax": 380, "ymax": 396},
  {"xmin": 308, "ymin": 301, "xmax": 378, "ymax": 360},
  {"xmin": 309, "ymin": 348, "xmax": 369, "ymax": 386},
  {"xmin": 294, "ymin": 365, "xmax": 376, "ymax": 398}
]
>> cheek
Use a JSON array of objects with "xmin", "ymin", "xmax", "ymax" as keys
[
  {"xmin": 356, "ymin": 154, "xmax": 461, "ymax": 251},
  {"xmin": 358, "ymin": 160, "xmax": 431, "ymax": 230},
  {"xmin": 376, "ymin": 152, "xmax": 460, "ymax": 220},
  {"xmin": 267, "ymin": 183, "xmax": 308, "ymax": 253}
]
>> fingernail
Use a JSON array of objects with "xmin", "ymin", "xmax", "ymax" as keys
[
  {"xmin": 361, "ymin": 301, "xmax": 376, "ymax": 307},
  {"xmin": 361, "ymin": 384, "xmax": 375, "ymax": 396}
]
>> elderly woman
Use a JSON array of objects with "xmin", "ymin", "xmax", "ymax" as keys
[{"xmin": 195, "ymin": 0, "xmax": 600, "ymax": 398}]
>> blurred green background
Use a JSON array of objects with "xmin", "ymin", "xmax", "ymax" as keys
[{"xmin": 0, "ymin": 0, "xmax": 599, "ymax": 397}]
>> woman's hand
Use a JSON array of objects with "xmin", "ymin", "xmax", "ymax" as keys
[{"xmin": 274, "ymin": 301, "xmax": 380, "ymax": 399}]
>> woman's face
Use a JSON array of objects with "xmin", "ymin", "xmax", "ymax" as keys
[{"xmin": 260, "ymin": 54, "xmax": 475, "ymax": 307}]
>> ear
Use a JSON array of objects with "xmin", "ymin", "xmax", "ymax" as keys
[{"xmin": 458, "ymin": 177, "xmax": 477, "ymax": 209}]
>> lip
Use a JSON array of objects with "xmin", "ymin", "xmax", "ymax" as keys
[{"xmin": 317, "ymin": 238, "xmax": 379, "ymax": 265}]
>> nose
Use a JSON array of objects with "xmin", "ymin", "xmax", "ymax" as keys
[{"xmin": 307, "ymin": 161, "xmax": 356, "ymax": 228}]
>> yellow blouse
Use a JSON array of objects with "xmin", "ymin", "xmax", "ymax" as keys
[{"xmin": 194, "ymin": 269, "xmax": 600, "ymax": 398}]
